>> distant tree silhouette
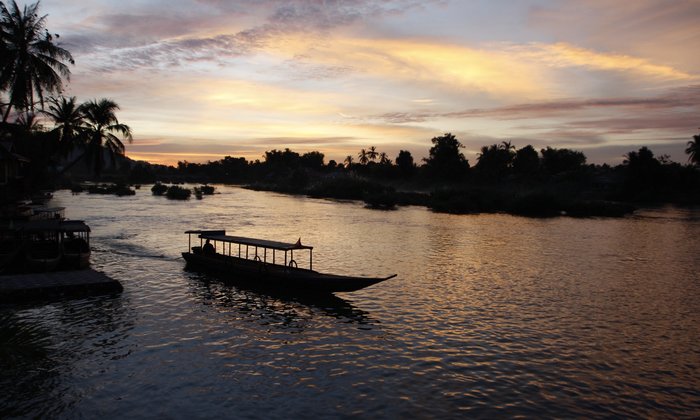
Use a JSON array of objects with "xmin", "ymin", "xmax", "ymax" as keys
[
  {"xmin": 396, "ymin": 150, "xmax": 414, "ymax": 177},
  {"xmin": 540, "ymin": 147, "xmax": 586, "ymax": 175},
  {"xmin": 423, "ymin": 133, "xmax": 470, "ymax": 181},
  {"xmin": 686, "ymin": 132, "xmax": 699, "ymax": 166},
  {"xmin": 513, "ymin": 145, "xmax": 540, "ymax": 176},
  {"xmin": 624, "ymin": 146, "xmax": 662, "ymax": 188},
  {"xmin": 476, "ymin": 141, "xmax": 515, "ymax": 181},
  {"xmin": 357, "ymin": 148, "xmax": 368, "ymax": 165},
  {"xmin": 343, "ymin": 155, "xmax": 354, "ymax": 168},
  {"xmin": 300, "ymin": 151, "xmax": 324, "ymax": 169},
  {"xmin": 264, "ymin": 148, "xmax": 300, "ymax": 170},
  {"xmin": 367, "ymin": 146, "xmax": 378, "ymax": 162},
  {"xmin": 378, "ymin": 151, "xmax": 391, "ymax": 165},
  {"xmin": 0, "ymin": 1, "xmax": 74, "ymax": 122},
  {"xmin": 81, "ymin": 98, "xmax": 133, "ymax": 177}
]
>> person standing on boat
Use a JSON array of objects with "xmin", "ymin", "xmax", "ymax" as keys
[{"xmin": 203, "ymin": 239, "xmax": 215, "ymax": 255}]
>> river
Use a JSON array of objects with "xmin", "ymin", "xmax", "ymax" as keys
[{"xmin": 2, "ymin": 185, "xmax": 699, "ymax": 418}]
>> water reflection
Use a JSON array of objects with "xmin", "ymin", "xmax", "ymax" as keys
[
  {"xmin": 0, "ymin": 295, "xmax": 136, "ymax": 418},
  {"xmin": 5, "ymin": 187, "xmax": 697, "ymax": 418},
  {"xmin": 185, "ymin": 271, "xmax": 375, "ymax": 330}
]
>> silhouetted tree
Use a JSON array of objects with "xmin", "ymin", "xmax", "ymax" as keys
[
  {"xmin": 343, "ymin": 155, "xmax": 354, "ymax": 168},
  {"xmin": 513, "ymin": 144, "xmax": 540, "ymax": 176},
  {"xmin": 624, "ymin": 146, "xmax": 662, "ymax": 187},
  {"xmin": 42, "ymin": 96, "xmax": 85, "ymax": 157},
  {"xmin": 81, "ymin": 98, "xmax": 133, "ymax": 177},
  {"xmin": 395, "ymin": 150, "xmax": 414, "ymax": 177},
  {"xmin": 686, "ymin": 132, "xmax": 699, "ymax": 166},
  {"xmin": 540, "ymin": 147, "xmax": 586, "ymax": 175},
  {"xmin": 367, "ymin": 146, "xmax": 378, "ymax": 162},
  {"xmin": 0, "ymin": 1, "xmax": 74, "ymax": 122},
  {"xmin": 357, "ymin": 148, "xmax": 368, "ymax": 165},
  {"xmin": 475, "ymin": 141, "xmax": 515, "ymax": 181},
  {"xmin": 300, "ymin": 151, "xmax": 324, "ymax": 169},
  {"xmin": 379, "ymin": 152, "xmax": 391, "ymax": 165},
  {"xmin": 264, "ymin": 148, "xmax": 300, "ymax": 170},
  {"xmin": 423, "ymin": 133, "xmax": 470, "ymax": 181}
]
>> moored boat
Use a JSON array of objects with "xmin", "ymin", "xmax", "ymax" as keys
[
  {"xmin": 11, "ymin": 219, "xmax": 92, "ymax": 272},
  {"xmin": 0, "ymin": 237, "xmax": 22, "ymax": 272},
  {"xmin": 182, "ymin": 230, "xmax": 396, "ymax": 294},
  {"xmin": 60, "ymin": 221, "xmax": 91, "ymax": 269},
  {"xmin": 25, "ymin": 239, "xmax": 62, "ymax": 272}
]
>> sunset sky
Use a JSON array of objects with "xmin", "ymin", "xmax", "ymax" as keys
[{"xmin": 38, "ymin": 0, "xmax": 700, "ymax": 166}]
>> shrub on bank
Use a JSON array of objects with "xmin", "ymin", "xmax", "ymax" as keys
[
  {"xmin": 307, "ymin": 175, "xmax": 388, "ymax": 200},
  {"xmin": 166, "ymin": 185, "xmax": 191, "ymax": 200},
  {"xmin": 151, "ymin": 182, "xmax": 168, "ymax": 195},
  {"xmin": 87, "ymin": 183, "xmax": 135, "ymax": 196}
]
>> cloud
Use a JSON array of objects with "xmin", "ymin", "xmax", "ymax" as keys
[
  {"xmin": 506, "ymin": 42, "xmax": 697, "ymax": 81},
  {"xmin": 528, "ymin": 0, "xmax": 700, "ymax": 73},
  {"xmin": 369, "ymin": 84, "xmax": 700, "ymax": 123}
]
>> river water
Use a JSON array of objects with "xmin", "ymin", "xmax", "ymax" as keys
[{"xmin": 2, "ymin": 185, "xmax": 699, "ymax": 418}]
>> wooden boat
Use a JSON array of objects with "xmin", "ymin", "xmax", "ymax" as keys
[
  {"xmin": 60, "ymin": 221, "xmax": 91, "ymax": 269},
  {"xmin": 19, "ymin": 219, "xmax": 92, "ymax": 272},
  {"xmin": 0, "ymin": 239, "xmax": 22, "ymax": 272},
  {"xmin": 182, "ymin": 230, "xmax": 396, "ymax": 294},
  {"xmin": 25, "ymin": 240, "xmax": 62, "ymax": 272}
]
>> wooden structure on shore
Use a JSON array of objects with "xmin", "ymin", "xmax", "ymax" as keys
[{"xmin": 0, "ymin": 269, "xmax": 122, "ymax": 303}]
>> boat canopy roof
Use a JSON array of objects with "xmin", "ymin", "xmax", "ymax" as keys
[
  {"xmin": 1, "ymin": 220, "xmax": 90, "ymax": 233},
  {"xmin": 186, "ymin": 230, "xmax": 312, "ymax": 251},
  {"xmin": 21, "ymin": 219, "xmax": 91, "ymax": 233}
]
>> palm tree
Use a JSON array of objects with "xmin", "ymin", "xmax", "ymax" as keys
[
  {"xmin": 367, "ymin": 146, "xmax": 378, "ymax": 162},
  {"xmin": 379, "ymin": 152, "xmax": 391, "ymax": 165},
  {"xmin": 357, "ymin": 148, "xmax": 368, "ymax": 165},
  {"xmin": 80, "ymin": 99, "xmax": 132, "ymax": 177},
  {"xmin": 14, "ymin": 111, "xmax": 41, "ymax": 133},
  {"xmin": 343, "ymin": 155, "xmax": 354, "ymax": 168},
  {"xmin": 0, "ymin": 1, "xmax": 74, "ymax": 122},
  {"xmin": 686, "ymin": 132, "xmax": 700, "ymax": 166},
  {"xmin": 42, "ymin": 96, "xmax": 85, "ymax": 156}
]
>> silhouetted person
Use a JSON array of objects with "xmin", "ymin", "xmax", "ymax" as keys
[{"xmin": 203, "ymin": 239, "xmax": 215, "ymax": 255}]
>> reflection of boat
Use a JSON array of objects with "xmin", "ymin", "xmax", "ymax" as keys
[
  {"xmin": 187, "ymin": 273, "xmax": 375, "ymax": 327},
  {"xmin": 182, "ymin": 230, "xmax": 396, "ymax": 294}
]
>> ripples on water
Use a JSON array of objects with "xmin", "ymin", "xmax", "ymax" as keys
[{"xmin": 1, "ymin": 187, "xmax": 699, "ymax": 418}]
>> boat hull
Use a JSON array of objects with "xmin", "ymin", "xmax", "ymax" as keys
[
  {"xmin": 62, "ymin": 252, "xmax": 91, "ymax": 269},
  {"xmin": 182, "ymin": 252, "xmax": 394, "ymax": 294}
]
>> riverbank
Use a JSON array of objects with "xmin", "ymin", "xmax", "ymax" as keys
[{"xmin": 244, "ymin": 175, "xmax": 639, "ymax": 218}]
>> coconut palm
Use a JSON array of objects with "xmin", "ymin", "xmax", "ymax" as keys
[
  {"xmin": 343, "ymin": 155, "xmax": 354, "ymax": 168},
  {"xmin": 42, "ymin": 96, "xmax": 85, "ymax": 156},
  {"xmin": 14, "ymin": 111, "xmax": 41, "ymax": 133},
  {"xmin": 367, "ymin": 146, "xmax": 378, "ymax": 162},
  {"xmin": 80, "ymin": 99, "xmax": 132, "ymax": 177},
  {"xmin": 686, "ymin": 132, "xmax": 700, "ymax": 166},
  {"xmin": 0, "ymin": 1, "xmax": 74, "ymax": 122},
  {"xmin": 357, "ymin": 148, "xmax": 368, "ymax": 165},
  {"xmin": 379, "ymin": 152, "xmax": 391, "ymax": 165}
]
